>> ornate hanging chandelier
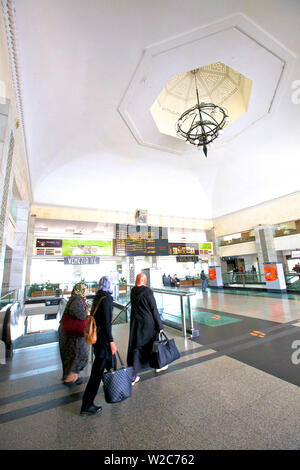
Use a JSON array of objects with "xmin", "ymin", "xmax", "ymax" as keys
[{"xmin": 175, "ymin": 70, "xmax": 230, "ymax": 157}]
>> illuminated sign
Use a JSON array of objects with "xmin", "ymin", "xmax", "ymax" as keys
[
  {"xmin": 35, "ymin": 239, "xmax": 62, "ymax": 256},
  {"xmin": 169, "ymin": 243, "xmax": 199, "ymax": 255},
  {"xmin": 198, "ymin": 242, "xmax": 213, "ymax": 254},
  {"xmin": 169, "ymin": 242, "xmax": 213, "ymax": 256},
  {"xmin": 64, "ymin": 256, "xmax": 100, "ymax": 265},
  {"xmin": 176, "ymin": 255, "xmax": 199, "ymax": 262},
  {"xmin": 209, "ymin": 268, "xmax": 216, "ymax": 280},
  {"xmin": 264, "ymin": 264, "xmax": 278, "ymax": 282},
  {"xmin": 62, "ymin": 240, "xmax": 112, "ymax": 256},
  {"xmin": 35, "ymin": 238, "xmax": 112, "ymax": 257},
  {"xmin": 115, "ymin": 224, "xmax": 168, "ymax": 256}
]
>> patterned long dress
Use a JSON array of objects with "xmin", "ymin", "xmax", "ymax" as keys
[{"xmin": 58, "ymin": 295, "xmax": 90, "ymax": 380}]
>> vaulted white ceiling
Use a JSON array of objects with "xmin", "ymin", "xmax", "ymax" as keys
[{"xmin": 10, "ymin": 0, "xmax": 300, "ymax": 220}]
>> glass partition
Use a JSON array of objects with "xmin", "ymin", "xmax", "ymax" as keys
[
  {"xmin": 24, "ymin": 282, "xmax": 98, "ymax": 301},
  {"xmin": 119, "ymin": 284, "xmax": 196, "ymax": 336},
  {"xmin": 273, "ymin": 220, "xmax": 300, "ymax": 237},
  {"xmin": 153, "ymin": 290, "xmax": 184, "ymax": 330},
  {"xmin": 218, "ymin": 229, "xmax": 255, "ymax": 247},
  {"xmin": 222, "ymin": 272, "xmax": 266, "ymax": 287},
  {"xmin": 222, "ymin": 271, "xmax": 300, "ymax": 292},
  {"xmin": 112, "ymin": 302, "xmax": 130, "ymax": 325},
  {"xmin": 0, "ymin": 289, "xmax": 18, "ymax": 309},
  {"xmin": 285, "ymin": 272, "xmax": 300, "ymax": 291},
  {"xmin": 24, "ymin": 281, "xmax": 196, "ymax": 335}
]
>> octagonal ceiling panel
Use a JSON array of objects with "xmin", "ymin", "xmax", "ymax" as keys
[
  {"xmin": 150, "ymin": 62, "xmax": 252, "ymax": 139},
  {"xmin": 119, "ymin": 13, "xmax": 295, "ymax": 155}
]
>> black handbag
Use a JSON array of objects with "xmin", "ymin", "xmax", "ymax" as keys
[
  {"xmin": 102, "ymin": 351, "xmax": 133, "ymax": 404},
  {"xmin": 149, "ymin": 332, "xmax": 180, "ymax": 369}
]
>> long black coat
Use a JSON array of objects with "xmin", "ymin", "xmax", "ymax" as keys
[
  {"xmin": 91, "ymin": 290, "xmax": 114, "ymax": 360},
  {"xmin": 127, "ymin": 286, "xmax": 163, "ymax": 372}
]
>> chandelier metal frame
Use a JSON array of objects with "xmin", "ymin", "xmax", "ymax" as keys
[{"xmin": 175, "ymin": 70, "xmax": 229, "ymax": 157}]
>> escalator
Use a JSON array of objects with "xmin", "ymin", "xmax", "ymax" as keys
[
  {"xmin": 14, "ymin": 298, "xmax": 67, "ymax": 349},
  {"xmin": 0, "ymin": 301, "xmax": 25, "ymax": 360},
  {"xmin": 112, "ymin": 285, "xmax": 196, "ymax": 337},
  {"xmin": 0, "ymin": 284, "xmax": 195, "ymax": 362},
  {"xmin": 285, "ymin": 272, "xmax": 300, "ymax": 291}
]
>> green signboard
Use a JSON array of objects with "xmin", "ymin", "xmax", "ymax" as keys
[
  {"xmin": 198, "ymin": 242, "xmax": 213, "ymax": 253},
  {"xmin": 62, "ymin": 240, "xmax": 112, "ymax": 256}
]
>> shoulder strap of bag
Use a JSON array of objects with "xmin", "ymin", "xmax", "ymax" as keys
[
  {"xmin": 91, "ymin": 295, "xmax": 106, "ymax": 317},
  {"xmin": 116, "ymin": 351, "xmax": 125, "ymax": 368},
  {"xmin": 60, "ymin": 296, "xmax": 74, "ymax": 323}
]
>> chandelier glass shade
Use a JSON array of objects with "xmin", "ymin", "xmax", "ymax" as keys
[{"xmin": 176, "ymin": 72, "xmax": 230, "ymax": 157}]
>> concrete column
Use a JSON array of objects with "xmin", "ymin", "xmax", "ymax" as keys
[
  {"xmin": 0, "ymin": 126, "xmax": 15, "ymax": 297},
  {"xmin": 0, "ymin": 100, "xmax": 9, "ymax": 160},
  {"xmin": 128, "ymin": 256, "xmax": 135, "ymax": 285},
  {"xmin": 8, "ymin": 200, "xmax": 30, "ymax": 301},
  {"xmin": 24, "ymin": 214, "xmax": 35, "ymax": 285},
  {"xmin": 1, "ymin": 245, "xmax": 12, "ymax": 294},
  {"xmin": 206, "ymin": 227, "xmax": 221, "ymax": 268},
  {"xmin": 254, "ymin": 225, "xmax": 277, "ymax": 275}
]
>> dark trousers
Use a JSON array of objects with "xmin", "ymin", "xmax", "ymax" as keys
[{"xmin": 81, "ymin": 351, "xmax": 113, "ymax": 409}]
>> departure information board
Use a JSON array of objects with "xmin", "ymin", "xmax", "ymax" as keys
[{"xmin": 115, "ymin": 224, "xmax": 168, "ymax": 256}]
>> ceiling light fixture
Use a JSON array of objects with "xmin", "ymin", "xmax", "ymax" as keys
[{"xmin": 176, "ymin": 70, "xmax": 230, "ymax": 157}]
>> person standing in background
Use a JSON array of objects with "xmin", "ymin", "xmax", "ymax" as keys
[{"xmin": 200, "ymin": 270, "xmax": 207, "ymax": 292}]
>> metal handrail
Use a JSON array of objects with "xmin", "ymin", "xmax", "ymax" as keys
[
  {"xmin": 0, "ymin": 289, "xmax": 18, "ymax": 310},
  {"xmin": 223, "ymin": 272, "xmax": 266, "ymax": 283},
  {"xmin": 1, "ymin": 301, "xmax": 25, "ymax": 358},
  {"xmin": 285, "ymin": 272, "xmax": 300, "ymax": 289},
  {"xmin": 285, "ymin": 271, "xmax": 300, "ymax": 279},
  {"xmin": 124, "ymin": 284, "xmax": 195, "ymax": 337},
  {"xmin": 0, "ymin": 289, "xmax": 18, "ymax": 301},
  {"xmin": 112, "ymin": 301, "xmax": 131, "ymax": 325},
  {"xmin": 125, "ymin": 284, "xmax": 196, "ymax": 297}
]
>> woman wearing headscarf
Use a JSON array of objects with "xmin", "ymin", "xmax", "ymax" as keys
[
  {"xmin": 59, "ymin": 282, "xmax": 90, "ymax": 386},
  {"xmin": 127, "ymin": 273, "xmax": 164, "ymax": 385},
  {"xmin": 80, "ymin": 276, "xmax": 117, "ymax": 416}
]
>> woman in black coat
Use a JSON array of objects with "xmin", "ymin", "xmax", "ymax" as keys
[
  {"xmin": 80, "ymin": 276, "xmax": 117, "ymax": 416},
  {"xmin": 127, "ymin": 273, "xmax": 163, "ymax": 384}
]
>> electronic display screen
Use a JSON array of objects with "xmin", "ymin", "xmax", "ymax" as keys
[{"xmin": 115, "ymin": 224, "xmax": 168, "ymax": 256}]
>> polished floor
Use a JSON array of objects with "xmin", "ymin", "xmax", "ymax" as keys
[{"xmin": 1, "ymin": 289, "xmax": 300, "ymax": 450}]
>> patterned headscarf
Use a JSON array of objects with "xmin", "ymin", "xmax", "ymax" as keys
[
  {"xmin": 98, "ymin": 276, "xmax": 113, "ymax": 294},
  {"xmin": 71, "ymin": 282, "xmax": 88, "ymax": 299},
  {"xmin": 61, "ymin": 282, "xmax": 88, "ymax": 321}
]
